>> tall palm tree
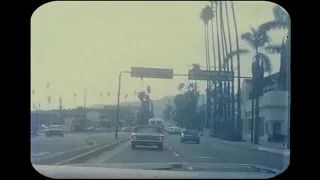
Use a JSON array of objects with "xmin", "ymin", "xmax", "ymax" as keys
[
  {"xmin": 73, "ymin": 93, "xmax": 77, "ymax": 108},
  {"xmin": 241, "ymin": 27, "xmax": 272, "ymax": 144},
  {"xmin": 224, "ymin": 2, "xmax": 236, "ymax": 135},
  {"xmin": 200, "ymin": 5, "xmax": 213, "ymax": 128},
  {"xmin": 209, "ymin": 1, "xmax": 218, "ymax": 135},
  {"xmin": 230, "ymin": 1, "xmax": 243, "ymax": 140},
  {"xmin": 219, "ymin": 1, "xmax": 230, "ymax": 124},
  {"xmin": 260, "ymin": 5, "xmax": 290, "ymax": 91},
  {"xmin": 214, "ymin": 1, "xmax": 223, "ymax": 132}
]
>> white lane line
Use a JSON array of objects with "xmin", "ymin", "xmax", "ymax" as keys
[
  {"xmin": 196, "ymin": 156, "xmax": 216, "ymax": 159},
  {"xmin": 173, "ymin": 152, "xmax": 179, "ymax": 157},
  {"xmin": 31, "ymin": 152, "xmax": 50, "ymax": 156},
  {"xmin": 187, "ymin": 167, "xmax": 193, "ymax": 171}
]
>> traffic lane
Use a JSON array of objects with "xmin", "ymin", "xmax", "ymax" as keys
[
  {"xmin": 166, "ymin": 134, "xmax": 289, "ymax": 171},
  {"xmin": 86, "ymin": 139, "xmax": 181, "ymax": 164},
  {"xmin": 31, "ymin": 132, "xmax": 120, "ymax": 157},
  {"xmin": 31, "ymin": 133, "xmax": 89, "ymax": 156}
]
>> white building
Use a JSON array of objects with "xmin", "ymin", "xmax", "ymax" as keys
[{"xmin": 241, "ymin": 73, "xmax": 290, "ymax": 142}]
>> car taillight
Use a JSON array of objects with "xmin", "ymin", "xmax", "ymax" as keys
[
  {"xmin": 132, "ymin": 135, "xmax": 136, "ymax": 140},
  {"xmin": 158, "ymin": 136, "xmax": 163, "ymax": 141}
]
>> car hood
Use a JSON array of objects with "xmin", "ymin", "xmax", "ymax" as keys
[{"xmin": 33, "ymin": 163, "xmax": 282, "ymax": 179}]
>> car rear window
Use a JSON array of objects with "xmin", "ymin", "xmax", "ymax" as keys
[
  {"xmin": 135, "ymin": 127, "xmax": 161, "ymax": 133},
  {"xmin": 186, "ymin": 129, "xmax": 198, "ymax": 134}
]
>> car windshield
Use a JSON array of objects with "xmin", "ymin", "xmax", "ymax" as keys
[{"xmin": 31, "ymin": 1, "xmax": 290, "ymax": 178}]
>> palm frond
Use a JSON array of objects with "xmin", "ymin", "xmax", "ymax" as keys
[
  {"xmin": 241, "ymin": 32, "xmax": 255, "ymax": 48},
  {"xmin": 265, "ymin": 44, "xmax": 282, "ymax": 54},
  {"xmin": 223, "ymin": 49, "xmax": 250, "ymax": 66}
]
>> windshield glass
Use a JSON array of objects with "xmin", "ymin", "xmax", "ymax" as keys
[{"xmin": 31, "ymin": 1, "xmax": 290, "ymax": 178}]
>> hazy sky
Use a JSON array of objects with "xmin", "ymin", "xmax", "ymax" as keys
[{"xmin": 31, "ymin": 1, "xmax": 288, "ymax": 110}]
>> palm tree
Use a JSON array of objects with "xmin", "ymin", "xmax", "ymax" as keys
[
  {"xmin": 125, "ymin": 94, "xmax": 128, "ymax": 104},
  {"xmin": 213, "ymin": 1, "xmax": 223, "ymax": 132},
  {"xmin": 73, "ymin": 93, "xmax": 77, "ymax": 108},
  {"xmin": 224, "ymin": 2, "xmax": 235, "ymax": 134},
  {"xmin": 230, "ymin": 1, "xmax": 243, "ymax": 140},
  {"xmin": 260, "ymin": 5, "xmax": 290, "ymax": 91},
  {"xmin": 177, "ymin": 83, "xmax": 185, "ymax": 92},
  {"xmin": 219, "ymin": 1, "xmax": 230, "ymax": 124},
  {"xmin": 200, "ymin": 5, "xmax": 213, "ymax": 129},
  {"xmin": 241, "ymin": 27, "xmax": 272, "ymax": 144}
]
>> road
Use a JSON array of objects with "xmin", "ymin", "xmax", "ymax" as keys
[
  {"xmin": 31, "ymin": 132, "xmax": 117, "ymax": 158},
  {"xmin": 85, "ymin": 133, "xmax": 289, "ymax": 171}
]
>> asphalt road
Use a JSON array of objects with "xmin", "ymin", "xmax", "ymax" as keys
[
  {"xmin": 85, "ymin": 133, "xmax": 289, "ymax": 171},
  {"xmin": 30, "ymin": 132, "xmax": 119, "ymax": 158}
]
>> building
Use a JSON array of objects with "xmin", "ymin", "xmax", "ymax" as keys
[{"xmin": 241, "ymin": 73, "xmax": 290, "ymax": 142}]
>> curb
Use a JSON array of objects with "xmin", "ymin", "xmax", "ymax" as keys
[
  {"xmin": 212, "ymin": 138, "xmax": 290, "ymax": 156},
  {"xmin": 55, "ymin": 137, "xmax": 130, "ymax": 166}
]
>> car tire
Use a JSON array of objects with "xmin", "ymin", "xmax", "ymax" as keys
[
  {"xmin": 131, "ymin": 144, "xmax": 136, "ymax": 149},
  {"xmin": 180, "ymin": 139, "xmax": 184, "ymax": 143},
  {"xmin": 196, "ymin": 140, "xmax": 200, "ymax": 144},
  {"xmin": 158, "ymin": 144, "xmax": 163, "ymax": 150}
]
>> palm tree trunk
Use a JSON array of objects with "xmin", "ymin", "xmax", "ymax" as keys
[
  {"xmin": 210, "ymin": 2, "xmax": 218, "ymax": 136},
  {"xmin": 253, "ymin": 48, "xmax": 260, "ymax": 145},
  {"xmin": 231, "ymin": 2, "xmax": 242, "ymax": 140},
  {"xmin": 219, "ymin": 1, "xmax": 229, "ymax": 126},
  {"xmin": 206, "ymin": 24, "xmax": 211, "ymax": 129},
  {"xmin": 225, "ymin": 2, "xmax": 236, "ymax": 139},
  {"xmin": 215, "ymin": 2, "xmax": 223, "ymax": 137},
  {"xmin": 204, "ymin": 23, "xmax": 209, "ymax": 129}
]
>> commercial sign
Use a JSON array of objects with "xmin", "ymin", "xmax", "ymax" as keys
[
  {"xmin": 131, "ymin": 67, "xmax": 173, "ymax": 79},
  {"xmin": 188, "ymin": 70, "xmax": 234, "ymax": 81}
]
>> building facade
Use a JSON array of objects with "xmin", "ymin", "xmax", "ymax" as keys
[{"xmin": 241, "ymin": 73, "xmax": 290, "ymax": 142}]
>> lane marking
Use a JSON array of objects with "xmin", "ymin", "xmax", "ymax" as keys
[
  {"xmin": 195, "ymin": 156, "xmax": 217, "ymax": 159},
  {"xmin": 31, "ymin": 152, "xmax": 50, "ymax": 156},
  {"xmin": 173, "ymin": 152, "xmax": 179, "ymax": 157},
  {"xmin": 187, "ymin": 167, "xmax": 193, "ymax": 171}
]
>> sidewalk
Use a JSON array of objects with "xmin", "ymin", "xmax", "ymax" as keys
[{"xmin": 204, "ymin": 130, "xmax": 290, "ymax": 156}]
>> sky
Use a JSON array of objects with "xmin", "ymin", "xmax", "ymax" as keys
[{"xmin": 31, "ymin": 1, "xmax": 288, "ymax": 110}]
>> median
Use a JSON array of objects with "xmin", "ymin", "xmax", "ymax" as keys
[{"xmin": 31, "ymin": 132, "xmax": 131, "ymax": 165}]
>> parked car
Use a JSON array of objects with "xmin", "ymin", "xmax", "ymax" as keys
[
  {"xmin": 131, "ymin": 125, "xmax": 164, "ymax": 150},
  {"xmin": 122, "ymin": 127, "xmax": 132, "ymax": 132},
  {"xmin": 45, "ymin": 125, "xmax": 64, "ymax": 137},
  {"xmin": 180, "ymin": 129, "xmax": 200, "ymax": 144}
]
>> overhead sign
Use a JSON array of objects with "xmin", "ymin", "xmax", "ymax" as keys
[
  {"xmin": 188, "ymin": 70, "xmax": 234, "ymax": 81},
  {"xmin": 131, "ymin": 67, "xmax": 173, "ymax": 79}
]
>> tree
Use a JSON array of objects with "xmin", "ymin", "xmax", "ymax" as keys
[
  {"xmin": 163, "ymin": 104, "xmax": 173, "ymax": 121},
  {"xmin": 200, "ymin": 5, "xmax": 214, "ymax": 131},
  {"xmin": 173, "ymin": 83, "xmax": 200, "ymax": 128},
  {"xmin": 136, "ymin": 86, "xmax": 153, "ymax": 125},
  {"xmin": 260, "ymin": 5, "xmax": 290, "ymax": 91},
  {"xmin": 230, "ymin": 1, "xmax": 243, "ymax": 140},
  {"xmin": 241, "ymin": 27, "xmax": 272, "ymax": 144}
]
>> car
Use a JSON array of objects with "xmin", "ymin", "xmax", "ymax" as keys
[
  {"xmin": 45, "ymin": 125, "xmax": 64, "ymax": 137},
  {"xmin": 131, "ymin": 125, "xmax": 164, "ymax": 150},
  {"xmin": 180, "ymin": 129, "xmax": 200, "ymax": 144},
  {"xmin": 122, "ymin": 127, "xmax": 132, "ymax": 132}
]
